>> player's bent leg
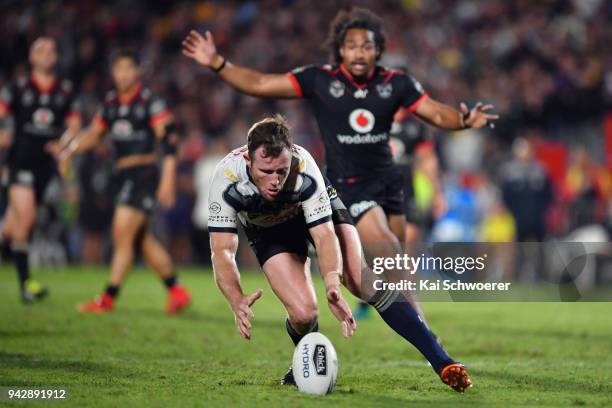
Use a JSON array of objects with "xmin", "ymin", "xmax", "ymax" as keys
[
  {"xmin": 387, "ymin": 213, "xmax": 407, "ymax": 243},
  {"xmin": 8, "ymin": 185, "xmax": 47, "ymax": 303},
  {"xmin": 140, "ymin": 231, "xmax": 191, "ymax": 314},
  {"xmin": 262, "ymin": 252, "xmax": 319, "ymax": 385},
  {"xmin": 336, "ymin": 213, "xmax": 470, "ymax": 390},
  {"xmin": 0, "ymin": 204, "xmax": 16, "ymax": 261},
  {"xmin": 78, "ymin": 205, "xmax": 146, "ymax": 313},
  {"xmin": 356, "ymin": 205, "xmax": 427, "ymax": 320}
]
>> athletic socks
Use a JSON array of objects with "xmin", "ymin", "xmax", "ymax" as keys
[
  {"xmin": 11, "ymin": 242, "xmax": 30, "ymax": 290},
  {"xmin": 285, "ymin": 318, "xmax": 318, "ymax": 346},
  {"xmin": 104, "ymin": 285, "xmax": 120, "ymax": 299},
  {"xmin": 163, "ymin": 275, "xmax": 178, "ymax": 289},
  {"xmin": 0, "ymin": 236, "xmax": 12, "ymax": 261},
  {"xmin": 369, "ymin": 290, "xmax": 454, "ymax": 374}
]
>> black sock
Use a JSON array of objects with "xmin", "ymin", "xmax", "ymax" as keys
[
  {"xmin": 285, "ymin": 318, "xmax": 318, "ymax": 346},
  {"xmin": 371, "ymin": 291, "xmax": 454, "ymax": 374},
  {"xmin": 1, "ymin": 239, "xmax": 12, "ymax": 261},
  {"xmin": 163, "ymin": 275, "xmax": 177, "ymax": 289},
  {"xmin": 105, "ymin": 285, "xmax": 120, "ymax": 299},
  {"xmin": 12, "ymin": 245, "xmax": 30, "ymax": 289}
]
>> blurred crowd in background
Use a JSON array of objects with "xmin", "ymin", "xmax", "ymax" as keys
[{"xmin": 1, "ymin": 0, "xmax": 611, "ymax": 274}]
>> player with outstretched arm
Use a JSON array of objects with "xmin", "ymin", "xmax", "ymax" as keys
[
  {"xmin": 182, "ymin": 5, "xmax": 497, "ymax": 345},
  {"xmin": 208, "ymin": 115, "xmax": 472, "ymax": 392}
]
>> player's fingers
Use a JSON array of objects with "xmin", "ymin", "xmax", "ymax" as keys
[
  {"xmin": 238, "ymin": 317, "xmax": 251, "ymax": 339},
  {"xmin": 246, "ymin": 289, "xmax": 263, "ymax": 306},
  {"xmin": 340, "ymin": 321, "xmax": 349, "ymax": 338},
  {"xmin": 239, "ymin": 304, "xmax": 254, "ymax": 319},
  {"xmin": 459, "ymin": 102, "xmax": 469, "ymax": 114},
  {"xmin": 483, "ymin": 113, "xmax": 499, "ymax": 120},
  {"xmin": 481, "ymin": 104, "xmax": 494, "ymax": 111},
  {"xmin": 181, "ymin": 42, "xmax": 195, "ymax": 55},
  {"xmin": 181, "ymin": 49, "xmax": 195, "ymax": 59},
  {"xmin": 473, "ymin": 102, "xmax": 483, "ymax": 112},
  {"xmin": 235, "ymin": 320, "xmax": 247, "ymax": 338},
  {"xmin": 204, "ymin": 30, "xmax": 213, "ymax": 43},
  {"xmin": 345, "ymin": 319, "xmax": 355, "ymax": 337},
  {"xmin": 327, "ymin": 288, "xmax": 340, "ymax": 303},
  {"xmin": 192, "ymin": 30, "xmax": 205, "ymax": 41}
]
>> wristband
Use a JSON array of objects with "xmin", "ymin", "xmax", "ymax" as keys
[{"xmin": 211, "ymin": 57, "xmax": 226, "ymax": 73}]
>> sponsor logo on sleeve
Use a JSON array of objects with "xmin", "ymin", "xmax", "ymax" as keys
[{"xmin": 209, "ymin": 202, "xmax": 222, "ymax": 214}]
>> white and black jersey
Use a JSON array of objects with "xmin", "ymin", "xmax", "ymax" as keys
[{"xmin": 207, "ymin": 144, "xmax": 333, "ymax": 234}]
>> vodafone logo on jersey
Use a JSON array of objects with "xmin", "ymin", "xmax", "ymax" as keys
[
  {"xmin": 32, "ymin": 108, "xmax": 55, "ymax": 128},
  {"xmin": 348, "ymin": 109, "xmax": 375, "ymax": 133}
]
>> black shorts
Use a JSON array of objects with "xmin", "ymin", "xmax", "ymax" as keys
[
  {"xmin": 330, "ymin": 167, "xmax": 405, "ymax": 224},
  {"xmin": 8, "ymin": 158, "xmax": 56, "ymax": 202},
  {"xmin": 246, "ymin": 178, "xmax": 353, "ymax": 266},
  {"xmin": 112, "ymin": 165, "xmax": 159, "ymax": 215}
]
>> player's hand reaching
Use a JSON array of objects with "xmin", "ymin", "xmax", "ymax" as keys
[
  {"xmin": 231, "ymin": 289, "xmax": 263, "ymax": 340},
  {"xmin": 460, "ymin": 102, "xmax": 499, "ymax": 129},
  {"xmin": 326, "ymin": 286, "xmax": 356, "ymax": 338},
  {"xmin": 182, "ymin": 30, "xmax": 220, "ymax": 68}
]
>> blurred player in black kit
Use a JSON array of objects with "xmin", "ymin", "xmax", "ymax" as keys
[
  {"xmin": 183, "ymin": 8, "xmax": 498, "ymax": 392},
  {"xmin": 62, "ymin": 51, "xmax": 191, "ymax": 314},
  {"xmin": 0, "ymin": 37, "xmax": 82, "ymax": 303}
]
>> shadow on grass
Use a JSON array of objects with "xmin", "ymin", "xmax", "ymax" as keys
[
  {"xmin": 0, "ymin": 329, "xmax": 70, "ymax": 339},
  {"xmin": 0, "ymin": 351, "xmax": 119, "ymax": 376}
]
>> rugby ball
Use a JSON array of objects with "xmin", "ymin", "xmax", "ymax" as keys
[{"xmin": 292, "ymin": 332, "xmax": 338, "ymax": 395}]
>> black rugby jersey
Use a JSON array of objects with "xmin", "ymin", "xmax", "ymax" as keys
[
  {"xmin": 391, "ymin": 112, "xmax": 434, "ymax": 165},
  {"xmin": 0, "ymin": 74, "xmax": 81, "ymax": 163},
  {"xmin": 288, "ymin": 64, "xmax": 428, "ymax": 180},
  {"xmin": 95, "ymin": 83, "xmax": 171, "ymax": 162}
]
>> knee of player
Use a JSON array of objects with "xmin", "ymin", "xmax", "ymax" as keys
[{"xmin": 288, "ymin": 304, "xmax": 319, "ymax": 329}]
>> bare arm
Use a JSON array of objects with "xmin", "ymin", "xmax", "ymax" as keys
[
  {"xmin": 211, "ymin": 232, "xmax": 263, "ymax": 339},
  {"xmin": 152, "ymin": 118, "xmax": 177, "ymax": 209},
  {"xmin": 182, "ymin": 30, "xmax": 298, "ymax": 99},
  {"xmin": 309, "ymin": 221, "xmax": 356, "ymax": 337},
  {"xmin": 61, "ymin": 119, "xmax": 106, "ymax": 159},
  {"xmin": 415, "ymin": 97, "xmax": 499, "ymax": 130},
  {"xmin": 0, "ymin": 105, "xmax": 12, "ymax": 149}
]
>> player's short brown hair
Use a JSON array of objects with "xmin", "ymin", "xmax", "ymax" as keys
[
  {"xmin": 324, "ymin": 7, "xmax": 386, "ymax": 64},
  {"xmin": 247, "ymin": 114, "xmax": 293, "ymax": 159}
]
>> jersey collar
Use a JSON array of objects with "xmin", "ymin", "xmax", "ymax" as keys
[
  {"xmin": 30, "ymin": 73, "xmax": 57, "ymax": 94},
  {"xmin": 339, "ymin": 64, "xmax": 377, "ymax": 89},
  {"xmin": 117, "ymin": 82, "xmax": 142, "ymax": 105}
]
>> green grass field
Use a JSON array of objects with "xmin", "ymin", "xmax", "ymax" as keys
[{"xmin": 1, "ymin": 266, "xmax": 611, "ymax": 407}]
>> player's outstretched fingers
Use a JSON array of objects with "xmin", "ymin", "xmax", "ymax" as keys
[
  {"xmin": 459, "ymin": 102, "xmax": 469, "ymax": 115},
  {"xmin": 246, "ymin": 289, "xmax": 263, "ymax": 307},
  {"xmin": 204, "ymin": 30, "xmax": 214, "ymax": 43}
]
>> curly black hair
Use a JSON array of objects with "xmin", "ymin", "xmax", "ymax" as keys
[{"xmin": 324, "ymin": 7, "xmax": 386, "ymax": 64}]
